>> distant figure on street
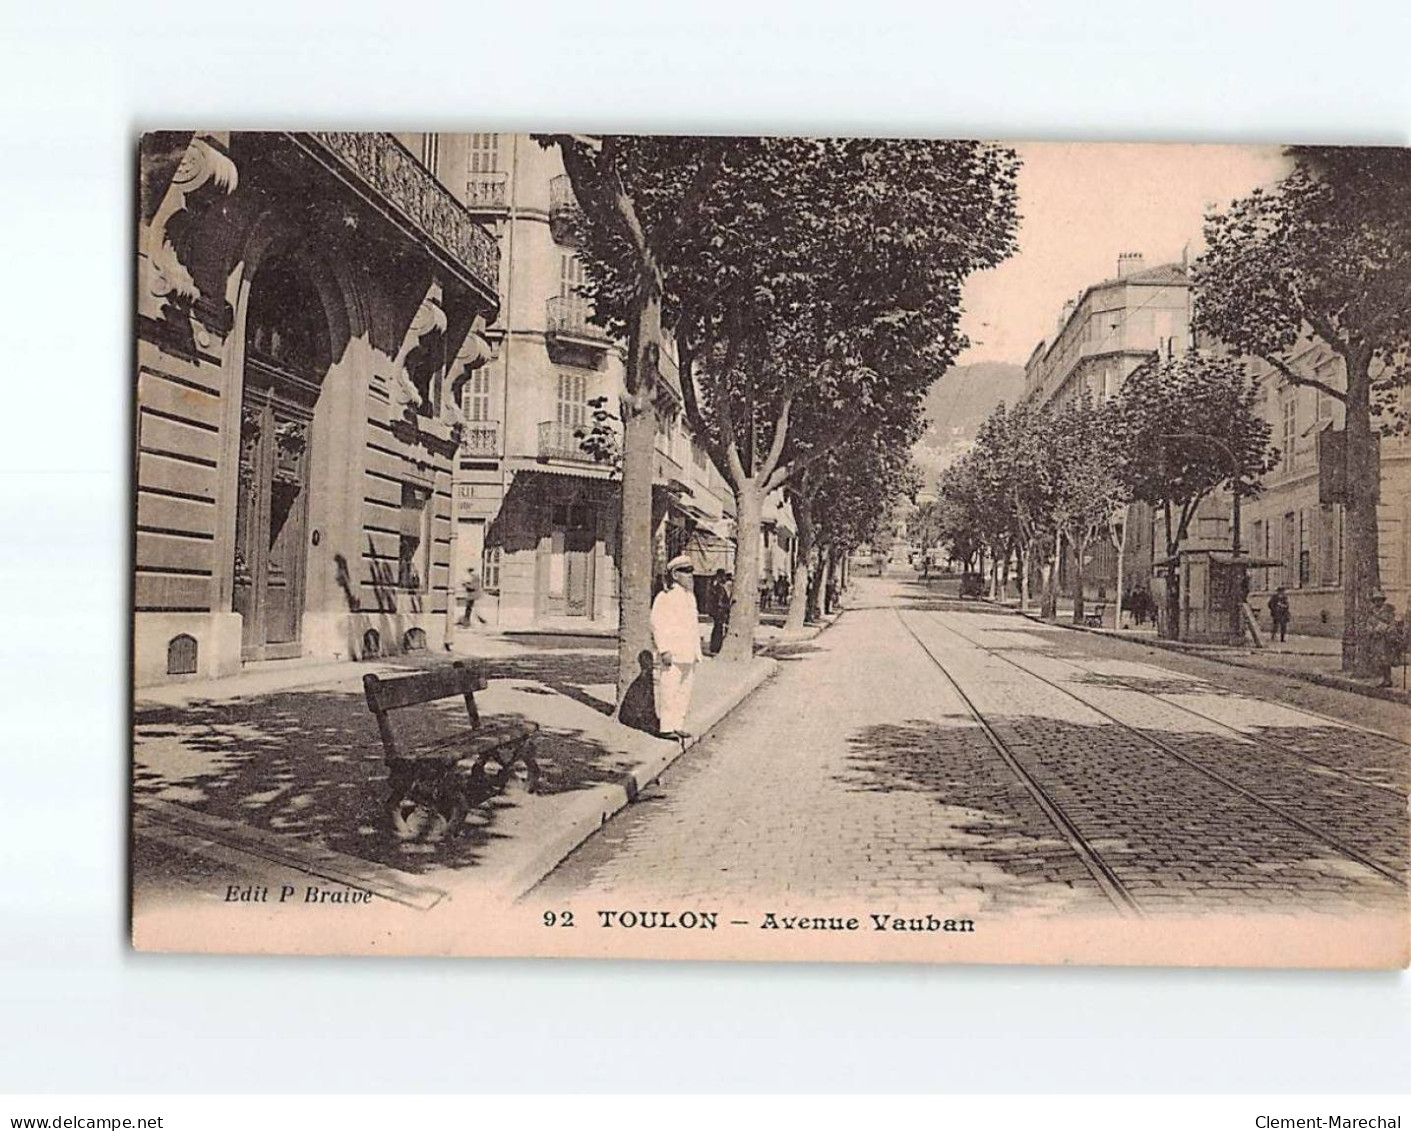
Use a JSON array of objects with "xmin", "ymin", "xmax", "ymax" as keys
[
  {"xmin": 1368, "ymin": 593, "xmax": 1400, "ymax": 688},
  {"xmin": 774, "ymin": 573, "xmax": 789, "ymax": 610},
  {"xmin": 1129, "ymin": 585, "xmax": 1151, "ymax": 627},
  {"xmin": 651, "ymin": 554, "xmax": 703, "ymax": 739},
  {"xmin": 1269, "ymin": 585, "xmax": 1291, "ymax": 643},
  {"xmin": 759, "ymin": 574, "xmax": 773, "ymax": 612},
  {"xmin": 459, "ymin": 569, "xmax": 484, "ymax": 627},
  {"xmin": 709, "ymin": 569, "xmax": 733, "ymax": 656}
]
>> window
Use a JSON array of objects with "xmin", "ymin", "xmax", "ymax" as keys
[
  {"xmin": 464, "ymin": 369, "xmax": 492, "ymax": 422},
  {"xmin": 1318, "ymin": 503, "xmax": 1340, "ymax": 588},
  {"xmin": 468, "ymin": 133, "xmax": 499, "ymax": 174},
  {"xmin": 420, "ymin": 134, "xmax": 440, "ymax": 176},
  {"xmin": 1251, "ymin": 519, "xmax": 1266, "ymax": 591},
  {"xmin": 560, "ymin": 254, "xmax": 586, "ymax": 297},
  {"xmin": 1282, "ymin": 512, "xmax": 1297, "ymax": 587},
  {"xmin": 482, "ymin": 544, "xmax": 501, "ymax": 591},
  {"xmin": 557, "ymin": 372, "xmax": 587, "ymax": 430},
  {"xmin": 399, "ymin": 483, "xmax": 431, "ymax": 591},
  {"xmin": 1282, "ymin": 395, "xmax": 1297, "ymax": 470}
]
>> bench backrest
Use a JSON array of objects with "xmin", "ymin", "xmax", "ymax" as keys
[{"xmin": 363, "ymin": 661, "xmax": 491, "ymax": 756}]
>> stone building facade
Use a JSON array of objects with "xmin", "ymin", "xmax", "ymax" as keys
[
  {"xmin": 134, "ymin": 132, "xmax": 500, "ymax": 685},
  {"xmin": 1238, "ymin": 341, "xmax": 1411, "ymax": 637},
  {"xmin": 1019, "ymin": 254, "xmax": 1202, "ymax": 600},
  {"xmin": 441, "ymin": 134, "xmax": 786, "ymax": 631}
]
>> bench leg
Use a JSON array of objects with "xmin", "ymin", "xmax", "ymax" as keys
[
  {"xmin": 472, "ymin": 737, "xmax": 540, "ymax": 797},
  {"xmin": 385, "ymin": 759, "xmax": 467, "ymax": 843}
]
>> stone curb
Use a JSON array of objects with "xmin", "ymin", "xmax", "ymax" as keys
[
  {"xmin": 994, "ymin": 601, "xmax": 1411, "ymax": 706},
  {"xmin": 493, "ymin": 656, "xmax": 779, "ymax": 901}
]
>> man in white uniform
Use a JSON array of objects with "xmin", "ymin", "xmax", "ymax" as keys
[{"xmin": 651, "ymin": 554, "xmax": 703, "ymax": 738}]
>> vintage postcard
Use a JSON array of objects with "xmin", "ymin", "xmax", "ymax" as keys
[{"xmin": 132, "ymin": 133, "xmax": 1410, "ymax": 966}]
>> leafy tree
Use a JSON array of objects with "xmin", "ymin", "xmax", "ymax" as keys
[
  {"xmin": 969, "ymin": 402, "xmax": 1058, "ymax": 612},
  {"xmin": 1050, "ymin": 395, "xmax": 1127, "ymax": 624},
  {"xmin": 1193, "ymin": 146, "xmax": 1411, "ymax": 672},
  {"xmin": 784, "ymin": 412, "xmax": 923, "ymax": 628},
  {"xmin": 1115, "ymin": 352, "xmax": 1276, "ymax": 639},
  {"xmin": 564, "ymin": 137, "xmax": 1019, "ymax": 661},
  {"xmin": 535, "ymin": 135, "xmax": 722, "ymax": 711}
]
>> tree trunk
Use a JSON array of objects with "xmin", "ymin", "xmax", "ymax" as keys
[
  {"xmin": 1018, "ymin": 543, "xmax": 1030, "ymax": 611},
  {"xmin": 1070, "ymin": 533, "xmax": 1086, "ymax": 625},
  {"xmin": 806, "ymin": 546, "xmax": 824, "ymax": 620},
  {"xmin": 720, "ymin": 479, "xmax": 762, "ymax": 662},
  {"xmin": 1041, "ymin": 531, "xmax": 1062, "ymax": 619},
  {"xmin": 822, "ymin": 544, "xmax": 837, "ymax": 612},
  {"xmin": 1161, "ymin": 504, "xmax": 1180, "ymax": 640},
  {"xmin": 613, "ymin": 292, "xmax": 662, "ymax": 717},
  {"xmin": 786, "ymin": 487, "xmax": 814, "ymax": 631},
  {"xmin": 1342, "ymin": 360, "xmax": 1381, "ymax": 676}
]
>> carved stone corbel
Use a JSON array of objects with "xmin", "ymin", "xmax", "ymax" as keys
[
  {"xmin": 146, "ymin": 135, "xmax": 239, "ymax": 318},
  {"xmin": 387, "ymin": 283, "xmax": 449, "ymax": 418}
]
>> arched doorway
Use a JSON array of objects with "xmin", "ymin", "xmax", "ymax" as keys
[{"xmin": 233, "ymin": 254, "xmax": 331, "ymax": 660}]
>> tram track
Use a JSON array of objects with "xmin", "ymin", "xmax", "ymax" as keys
[
  {"xmin": 912, "ymin": 607, "xmax": 1406, "ymax": 890},
  {"xmin": 894, "ymin": 609, "xmax": 1145, "ymax": 918}
]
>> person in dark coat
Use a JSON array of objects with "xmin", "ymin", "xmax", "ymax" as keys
[
  {"xmin": 1368, "ymin": 594, "xmax": 1400, "ymax": 688},
  {"xmin": 1268, "ymin": 585, "xmax": 1291, "ymax": 643},
  {"xmin": 709, "ymin": 570, "xmax": 732, "ymax": 656}
]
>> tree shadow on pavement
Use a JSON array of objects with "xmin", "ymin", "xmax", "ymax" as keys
[
  {"xmin": 839, "ymin": 715, "xmax": 1408, "ymax": 912},
  {"xmin": 133, "ymin": 676, "xmax": 638, "ymax": 874},
  {"xmin": 838, "ymin": 719, "xmax": 1104, "ymax": 903}
]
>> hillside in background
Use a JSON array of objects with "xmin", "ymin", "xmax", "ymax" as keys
[{"xmin": 912, "ymin": 362, "xmax": 1027, "ymax": 490}]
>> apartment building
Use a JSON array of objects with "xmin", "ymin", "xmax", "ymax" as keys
[
  {"xmin": 134, "ymin": 131, "xmax": 501, "ymax": 684},
  {"xmin": 1239, "ymin": 342, "xmax": 1411, "ymax": 637},
  {"xmin": 442, "ymin": 134, "xmax": 784, "ymax": 631}
]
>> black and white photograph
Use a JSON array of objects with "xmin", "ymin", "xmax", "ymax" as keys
[{"xmin": 129, "ymin": 132, "xmax": 1411, "ymax": 967}]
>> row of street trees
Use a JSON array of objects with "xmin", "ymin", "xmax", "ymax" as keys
[
  {"xmin": 537, "ymin": 135, "xmax": 1020, "ymax": 707},
  {"xmin": 936, "ymin": 354, "xmax": 1275, "ymax": 639},
  {"xmin": 1194, "ymin": 146, "xmax": 1411, "ymax": 674},
  {"xmin": 936, "ymin": 146, "xmax": 1411, "ymax": 670}
]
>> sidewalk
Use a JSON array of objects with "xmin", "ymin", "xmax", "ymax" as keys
[
  {"xmin": 991, "ymin": 596, "xmax": 1411, "ymax": 705},
  {"xmin": 133, "ymin": 618, "xmax": 797, "ymax": 912}
]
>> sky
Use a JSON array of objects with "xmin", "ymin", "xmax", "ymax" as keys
[{"xmin": 957, "ymin": 142, "xmax": 1293, "ymax": 367}]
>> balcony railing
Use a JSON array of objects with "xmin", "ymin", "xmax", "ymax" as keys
[
  {"xmin": 538, "ymin": 420, "xmax": 596, "ymax": 463},
  {"xmin": 546, "ymin": 294, "xmax": 609, "ymax": 345},
  {"xmin": 548, "ymin": 174, "xmax": 582, "ymax": 243},
  {"xmin": 461, "ymin": 419, "xmax": 500, "ymax": 457},
  {"xmin": 465, "ymin": 171, "xmax": 508, "ymax": 212},
  {"xmin": 302, "ymin": 132, "xmax": 499, "ymax": 299}
]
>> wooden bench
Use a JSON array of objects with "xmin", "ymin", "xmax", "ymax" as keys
[
  {"xmin": 363, "ymin": 660, "xmax": 539, "ymax": 842},
  {"xmin": 1082, "ymin": 602, "xmax": 1107, "ymax": 628}
]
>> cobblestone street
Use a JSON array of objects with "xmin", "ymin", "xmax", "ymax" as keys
[{"xmin": 535, "ymin": 574, "xmax": 1411, "ymax": 918}]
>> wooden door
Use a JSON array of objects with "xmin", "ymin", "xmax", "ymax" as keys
[
  {"xmin": 233, "ymin": 367, "xmax": 313, "ymax": 661},
  {"xmin": 564, "ymin": 529, "xmax": 595, "ymax": 617}
]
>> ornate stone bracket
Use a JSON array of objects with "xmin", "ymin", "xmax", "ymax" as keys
[
  {"xmin": 388, "ymin": 283, "xmax": 449, "ymax": 418},
  {"xmin": 146, "ymin": 135, "xmax": 239, "ymax": 318}
]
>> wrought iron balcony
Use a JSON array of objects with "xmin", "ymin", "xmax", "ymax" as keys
[
  {"xmin": 545, "ymin": 294, "xmax": 609, "ymax": 346},
  {"xmin": 461, "ymin": 419, "xmax": 501, "ymax": 457},
  {"xmin": 548, "ymin": 174, "xmax": 583, "ymax": 244},
  {"xmin": 538, "ymin": 420, "xmax": 597, "ymax": 463},
  {"xmin": 465, "ymin": 171, "xmax": 508, "ymax": 212},
  {"xmin": 299, "ymin": 132, "xmax": 499, "ymax": 301}
]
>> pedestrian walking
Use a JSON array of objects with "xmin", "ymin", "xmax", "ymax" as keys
[
  {"xmin": 1269, "ymin": 585, "xmax": 1291, "ymax": 643},
  {"xmin": 459, "ymin": 569, "xmax": 484, "ymax": 627},
  {"xmin": 651, "ymin": 554, "xmax": 703, "ymax": 739},
  {"xmin": 709, "ymin": 569, "xmax": 733, "ymax": 656},
  {"xmin": 774, "ymin": 573, "xmax": 789, "ymax": 610}
]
